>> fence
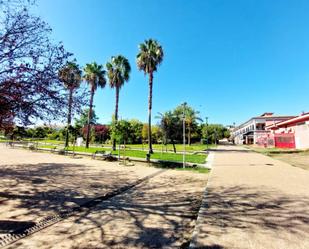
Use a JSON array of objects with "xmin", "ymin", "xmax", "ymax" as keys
[{"xmin": 274, "ymin": 133, "xmax": 295, "ymax": 149}]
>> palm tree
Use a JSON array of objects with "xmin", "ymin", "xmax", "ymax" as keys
[
  {"xmin": 106, "ymin": 55, "xmax": 131, "ymax": 150},
  {"xmin": 136, "ymin": 39, "xmax": 164, "ymax": 154},
  {"xmin": 58, "ymin": 61, "xmax": 82, "ymax": 147},
  {"xmin": 185, "ymin": 108, "xmax": 203, "ymax": 145},
  {"xmin": 174, "ymin": 104, "xmax": 203, "ymax": 145},
  {"xmin": 83, "ymin": 62, "xmax": 106, "ymax": 148}
]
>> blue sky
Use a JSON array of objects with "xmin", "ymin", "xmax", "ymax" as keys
[{"xmin": 34, "ymin": 0, "xmax": 309, "ymax": 126}]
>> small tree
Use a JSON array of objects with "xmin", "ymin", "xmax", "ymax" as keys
[
  {"xmin": 157, "ymin": 111, "xmax": 182, "ymax": 153},
  {"xmin": 111, "ymin": 119, "xmax": 132, "ymax": 162}
]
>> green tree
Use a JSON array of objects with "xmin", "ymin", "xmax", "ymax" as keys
[
  {"xmin": 58, "ymin": 61, "xmax": 82, "ymax": 147},
  {"xmin": 83, "ymin": 62, "xmax": 106, "ymax": 148},
  {"xmin": 202, "ymin": 124, "xmax": 230, "ymax": 144},
  {"xmin": 157, "ymin": 111, "xmax": 182, "ymax": 153},
  {"xmin": 110, "ymin": 119, "xmax": 132, "ymax": 145},
  {"xmin": 74, "ymin": 108, "xmax": 98, "ymax": 128},
  {"xmin": 137, "ymin": 39, "xmax": 164, "ymax": 154},
  {"xmin": 106, "ymin": 55, "xmax": 131, "ymax": 150},
  {"xmin": 174, "ymin": 104, "xmax": 202, "ymax": 145},
  {"xmin": 142, "ymin": 123, "xmax": 149, "ymax": 144},
  {"xmin": 141, "ymin": 123, "xmax": 162, "ymax": 145},
  {"xmin": 129, "ymin": 119, "xmax": 143, "ymax": 144},
  {"xmin": 9, "ymin": 126, "xmax": 27, "ymax": 140},
  {"xmin": 151, "ymin": 125, "xmax": 162, "ymax": 144}
]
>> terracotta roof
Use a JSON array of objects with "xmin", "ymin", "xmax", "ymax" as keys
[{"xmin": 267, "ymin": 113, "xmax": 309, "ymax": 129}]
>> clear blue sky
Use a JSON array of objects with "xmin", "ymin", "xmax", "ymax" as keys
[{"xmin": 33, "ymin": 0, "xmax": 309, "ymax": 126}]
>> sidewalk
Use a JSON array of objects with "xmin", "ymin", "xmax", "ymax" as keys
[{"xmin": 190, "ymin": 145, "xmax": 309, "ymax": 249}]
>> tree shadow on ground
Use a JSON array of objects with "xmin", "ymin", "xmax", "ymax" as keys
[
  {"xmin": 48, "ymin": 174, "xmax": 206, "ymax": 249},
  {"xmin": 191, "ymin": 185, "xmax": 309, "ymax": 248},
  {"xmin": 0, "ymin": 163, "xmax": 137, "ymax": 229},
  {"xmin": 0, "ymin": 220, "xmax": 35, "ymax": 234}
]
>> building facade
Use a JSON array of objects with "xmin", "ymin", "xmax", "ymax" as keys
[
  {"xmin": 232, "ymin": 113, "xmax": 295, "ymax": 145},
  {"xmin": 266, "ymin": 113, "xmax": 309, "ymax": 149}
]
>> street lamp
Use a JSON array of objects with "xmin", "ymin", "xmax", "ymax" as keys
[
  {"xmin": 182, "ymin": 102, "xmax": 187, "ymax": 168},
  {"xmin": 205, "ymin": 117, "xmax": 208, "ymax": 150}
]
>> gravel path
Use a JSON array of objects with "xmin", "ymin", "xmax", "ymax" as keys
[{"xmin": 0, "ymin": 145, "xmax": 208, "ymax": 248}]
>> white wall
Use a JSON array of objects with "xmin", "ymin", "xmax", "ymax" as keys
[{"xmin": 295, "ymin": 124, "xmax": 309, "ymax": 149}]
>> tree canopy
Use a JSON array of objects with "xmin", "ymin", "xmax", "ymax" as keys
[{"xmin": 0, "ymin": 1, "xmax": 79, "ymax": 128}]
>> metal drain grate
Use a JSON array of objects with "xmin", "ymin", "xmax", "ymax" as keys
[{"xmin": 0, "ymin": 169, "xmax": 165, "ymax": 248}]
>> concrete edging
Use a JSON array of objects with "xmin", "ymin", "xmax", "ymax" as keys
[{"xmin": 189, "ymin": 151, "xmax": 215, "ymax": 248}]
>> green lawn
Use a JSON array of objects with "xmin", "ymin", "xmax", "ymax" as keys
[
  {"xmin": 112, "ymin": 143, "xmax": 215, "ymax": 152},
  {"xmin": 175, "ymin": 167, "xmax": 210, "ymax": 174},
  {"xmin": 22, "ymin": 139, "xmax": 215, "ymax": 152},
  {"xmin": 39, "ymin": 145, "xmax": 207, "ymax": 164}
]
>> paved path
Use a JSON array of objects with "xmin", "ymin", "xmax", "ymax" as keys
[{"xmin": 191, "ymin": 145, "xmax": 309, "ymax": 249}]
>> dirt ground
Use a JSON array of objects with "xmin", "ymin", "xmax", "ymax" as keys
[
  {"xmin": 0, "ymin": 145, "xmax": 208, "ymax": 248},
  {"xmin": 269, "ymin": 151, "xmax": 309, "ymax": 170}
]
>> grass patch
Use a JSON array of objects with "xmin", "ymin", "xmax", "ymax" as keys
[
  {"xmin": 116, "ymin": 143, "xmax": 216, "ymax": 152},
  {"xmin": 175, "ymin": 167, "xmax": 210, "ymax": 174},
  {"xmin": 38, "ymin": 145, "xmax": 207, "ymax": 164},
  {"xmin": 149, "ymin": 161, "xmax": 210, "ymax": 174}
]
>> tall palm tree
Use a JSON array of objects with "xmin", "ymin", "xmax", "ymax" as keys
[
  {"xmin": 136, "ymin": 39, "xmax": 164, "ymax": 154},
  {"xmin": 106, "ymin": 55, "xmax": 131, "ymax": 150},
  {"xmin": 58, "ymin": 61, "xmax": 82, "ymax": 147},
  {"xmin": 83, "ymin": 62, "xmax": 106, "ymax": 148}
]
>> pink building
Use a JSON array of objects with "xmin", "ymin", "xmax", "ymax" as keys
[{"xmin": 266, "ymin": 113, "xmax": 309, "ymax": 149}]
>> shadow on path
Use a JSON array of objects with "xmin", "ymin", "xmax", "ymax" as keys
[{"xmin": 192, "ymin": 185, "xmax": 309, "ymax": 248}]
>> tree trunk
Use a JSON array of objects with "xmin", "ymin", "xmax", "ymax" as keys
[
  {"xmin": 65, "ymin": 89, "xmax": 73, "ymax": 147},
  {"xmin": 112, "ymin": 86, "xmax": 119, "ymax": 151},
  {"xmin": 86, "ymin": 87, "xmax": 94, "ymax": 148},
  {"xmin": 171, "ymin": 139, "xmax": 176, "ymax": 153},
  {"xmin": 148, "ymin": 72, "xmax": 153, "ymax": 154}
]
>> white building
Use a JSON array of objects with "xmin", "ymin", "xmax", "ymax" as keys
[{"xmin": 232, "ymin": 113, "xmax": 295, "ymax": 145}]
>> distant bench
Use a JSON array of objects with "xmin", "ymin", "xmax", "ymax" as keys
[{"xmin": 92, "ymin": 150, "xmax": 113, "ymax": 160}]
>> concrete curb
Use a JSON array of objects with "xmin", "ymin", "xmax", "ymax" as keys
[{"xmin": 189, "ymin": 151, "xmax": 215, "ymax": 248}]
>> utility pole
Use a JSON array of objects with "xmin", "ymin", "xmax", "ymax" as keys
[{"xmin": 182, "ymin": 102, "xmax": 187, "ymax": 168}]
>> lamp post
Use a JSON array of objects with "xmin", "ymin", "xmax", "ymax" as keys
[
  {"xmin": 205, "ymin": 117, "xmax": 208, "ymax": 150},
  {"xmin": 182, "ymin": 102, "xmax": 187, "ymax": 168}
]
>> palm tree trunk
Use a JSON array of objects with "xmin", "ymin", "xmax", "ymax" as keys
[
  {"xmin": 112, "ymin": 86, "xmax": 119, "ymax": 151},
  {"xmin": 86, "ymin": 88, "xmax": 94, "ymax": 148},
  {"xmin": 65, "ymin": 89, "xmax": 73, "ymax": 147},
  {"xmin": 148, "ymin": 72, "xmax": 153, "ymax": 154}
]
